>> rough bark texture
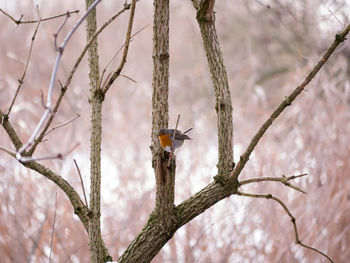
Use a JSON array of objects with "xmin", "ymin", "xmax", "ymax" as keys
[
  {"xmin": 149, "ymin": 0, "xmax": 176, "ymax": 218},
  {"xmin": 118, "ymin": 1, "xmax": 238, "ymax": 262},
  {"xmin": 85, "ymin": 1, "xmax": 111, "ymax": 262},
  {"xmin": 119, "ymin": 0, "xmax": 177, "ymax": 261},
  {"xmin": 196, "ymin": 0, "xmax": 234, "ymax": 175},
  {"xmin": 151, "ymin": 0, "xmax": 169, "ymax": 145},
  {"xmin": 118, "ymin": 175, "xmax": 239, "ymax": 263}
]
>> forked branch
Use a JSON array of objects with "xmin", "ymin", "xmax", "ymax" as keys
[
  {"xmin": 231, "ymin": 24, "xmax": 350, "ymax": 180},
  {"xmin": 0, "ymin": 7, "xmax": 79, "ymax": 25},
  {"xmin": 102, "ymin": 0, "xmax": 137, "ymax": 94},
  {"xmin": 28, "ymin": 2, "xmax": 133, "ymax": 155},
  {"xmin": 7, "ymin": 6, "xmax": 41, "ymax": 115},
  {"xmin": 240, "ymin": 173, "xmax": 308, "ymax": 194},
  {"xmin": 237, "ymin": 191, "xmax": 334, "ymax": 263}
]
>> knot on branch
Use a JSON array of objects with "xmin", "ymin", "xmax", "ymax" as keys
[
  {"xmin": 214, "ymin": 174, "xmax": 239, "ymax": 194},
  {"xmin": 335, "ymin": 33, "xmax": 347, "ymax": 42},
  {"xmin": 93, "ymin": 88, "xmax": 105, "ymax": 102},
  {"xmin": 124, "ymin": 2, "xmax": 131, "ymax": 9},
  {"xmin": 87, "ymin": 209, "xmax": 101, "ymax": 220},
  {"xmin": 196, "ymin": 0, "xmax": 215, "ymax": 22},
  {"xmin": 74, "ymin": 205, "xmax": 84, "ymax": 216},
  {"xmin": 1, "ymin": 113, "xmax": 9, "ymax": 125},
  {"xmin": 285, "ymin": 96, "xmax": 292, "ymax": 106},
  {"xmin": 214, "ymin": 174, "xmax": 229, "ymax": 186},
  {"xmin": 159, "ymin": 51, "xmax": 169, "ymax": 60}
]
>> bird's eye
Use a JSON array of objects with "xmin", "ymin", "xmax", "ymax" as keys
[{"xmin": 159, "ymin": 132, "xmax": 164, "ymax": 136}]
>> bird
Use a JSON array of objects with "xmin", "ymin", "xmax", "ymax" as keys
[{"xmin": 157, "ymin": 128, "xmax": 192, "ymax": 152}]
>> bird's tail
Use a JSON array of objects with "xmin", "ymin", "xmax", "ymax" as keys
[{"xmin": 183, "ymin": 128, "xmax": 193, "ymax": 134}]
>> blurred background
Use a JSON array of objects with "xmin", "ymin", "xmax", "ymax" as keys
[{"xmin": 0, "ymin": 0, "xmax": 349, "ymax": 262}]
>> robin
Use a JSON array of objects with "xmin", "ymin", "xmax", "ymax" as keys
[{"xmin": 157, "ymin": 128, "xmax": 192, "ymax": 152}]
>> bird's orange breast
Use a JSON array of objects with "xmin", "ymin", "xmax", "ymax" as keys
[{"xmin": 158, "ymin": 134, "xmax": 172, "ymax": 148}]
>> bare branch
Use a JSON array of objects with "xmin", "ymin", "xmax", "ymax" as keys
[
  {"xmin": 0, "ymin": 145, "xmax": 16, "ymax": 158},
  {"xmin": 237, "ymin": 191, "xmax": 334, "ymax": 263},
  {"xmin": 74, "ymin": 159, "xmax": 89, "ymax": 209},
  {"xmin": 99, "ymin": 23, "xmax": 148, "ymax": 88},
  {"xmin": 16, "ymin": 0, "xmax": 102, "ymax": 162},
  {"xmin": 28, "ymin": 3, "xmax": 133, "ymax": 156},
  {"xmin": 20, "ymin": 142, "xmax": 80, "ymax": 162},
  {"xmin": 0, "ymin": 7, "xmax": 79, "ymax": 25},
  {"xmin": 7, "ymin": 6, "xmax": 41, "ymax": 116},
  {"xmin": 44, "ymin": 113, "xmax": 80, "ymax": 136},
  {"xmin": 168, "ymin": 114, "xmax": 181, "ymax": 167},
  {"xmin": 49, "ymin": 193, "xmax": 58, "ymax": 263},
  {"xmin": 120, "ymin": 74, "xmax": 137, "ymax": 83},
  {"xmin": 53, "ymin": 11, "xmax": 71, "ymax": 51},
  {"xmin": 102, "ymin": 0, "xmax": 137, "ymax": 94},
  {"xmin": 0, "ymin": 109, "xmax": 22, "ymax": 150},
  {"xmin": 240, "ymin": 173, "xmax": 308, "ymax": 194},
  {"xmin": 231, "ymin": 23, "xmax": 350, "ymax": 180},
  {"xmin": 19, "ymin": 160, "xmax": 89, "ymax": 229}
]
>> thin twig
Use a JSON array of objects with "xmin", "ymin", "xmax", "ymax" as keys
[
  {"xmin": 240, "ymin": 173, "xmax": 308, "ymax": 194},
  {"xmin": 120, "ymin": 74, "xmax": 137, "ymax": 83},
  {"xmin": 28, "ymin": 2, "xmax": 133, "ymax": 156},
  {"xmin": 237, "ymin": 191, "xmax": 335, "ymax": 263},
  {"xmin": 16, "ymin": 0, "xmax": 102, "ymax": 162},
  {"xmin": 99, "ymin": 23, "xmax": 148, "ymax": 88},
  {"xmin": 1, "ymin": 107, "xmax": 90, "ymax": 230},
  {"xmin": 171, "ymin": 114, "xmax": 181, "ymax": 153},
  {"xmin": 44, "ymin": 113, "xmax": 80, "ymax": 136},
  {"xmin": 102, "ymin": 0, "xmax": 137, "ymax": 94},
  {"xmin": 7, "ymin": 6, "xmax": 41, "ymax": 115},
  {"xmin": 74, "ymin": 159, "xmax": 89, "ymax": 208},
  {"xmin": 0, "ymin": 145, "xmax": 16, "ymax": 157},
  {"xmin": 167, "ymin": 114, "xmax": 180, "ymax": 167},
  {"xmin": 0, "ymin": 8, "xmax": 79, "ymax": 25},
  {"xmin": 21, "ymin": 142, "xmax": 80, "ymax": 162},
  {"xmin": 231, "ymin": 24, "xmax": 350, "ymax": 180},
  {"xmin": 54, "ymin": 11, "xmax": 71, "ymax": 51},
  {"xmin": 49, "ymin": 192, "xmax": 58, "ymax": 263}
]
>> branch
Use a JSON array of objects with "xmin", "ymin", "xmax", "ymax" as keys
[
  {"xmin": 0, "ymin": 109, "xmax": 22, "ymax": 150},
  {"xmin": 7, "ymin": 6, "xmax": 41, "ymax": 115},
  {"xmin": 167, "ymin": 114, "xmax": 180, "ymax": 166},
  {"xmin": 0, "ymin": 111, "xmax": 88, "ymax": 228},
  {"xmin": 102, "ymin": 0, "xmax": 137, "ymax": 94},
  {"xmin": 0, "ymin": 8, "xmax": 79, "ymax": 25},
  {"xmin": 231, "ymin": 23, "xmax": 350, "ymax": 180},
  {"xmin": 49, "ymin": 193, "xmax": 58, "ymax": 263},
  {"xmin": 237, "ymin": 191, "xmax": 334, "ymax": 263},
  {"xmin": 240, "ymin": 173, "xmax": 307, "ymax": 194},
  {"xmin": 74, "ymin": 159, "xmax": 89, "ymax": 209},
  {"xmin": 99, "ymin": 23, "xmax": 148, "ymax": 88},
  {"xmin": 27, "ymin": 160, "xmax": 89, "ymax": 228},
  {"xmin": 44, "ymin": 113, "xmax": 80, "ymax": 137},
  {"xmin": 194, "ymin": 0, "xmax": 234, "ymax": 174},
  {"xmin": 28, "ymin": 2, "xmax": 133, "ymax": 155},
  {"xmin": 0, "ymin": 145, "xmax": 16, "ymax": 158},
  {"xmin": 15, "ymin": 0, "xmax": 102, "ymax": 162}
]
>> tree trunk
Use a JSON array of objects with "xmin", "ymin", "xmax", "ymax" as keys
[
  {"xmin": 118, "ymin": 1, "xmax": 238, "ymax": 262},
  {"xmin": 85, "ymin": 0, "xmax": 111, "ymax": 262}
]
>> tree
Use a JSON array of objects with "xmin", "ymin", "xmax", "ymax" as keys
[{"xmin": 0, "ymin": 0, "xmax": 349, "ymax": 262}]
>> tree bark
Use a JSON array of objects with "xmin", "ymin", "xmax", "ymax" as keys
[
  {"xmin": 195, "ymin": 0, "xmax": 234, "ymax": 175},
  {"xmin": 118, "ymin": 1, "xmax": 238, "ymax": 262},
  {"xmin": 149, "ymin": 0, "xmax": 177, "ymax": 219},
  {"xmin": 85, "ymin": 1, "xmax": 111, "ymax": 262}
]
